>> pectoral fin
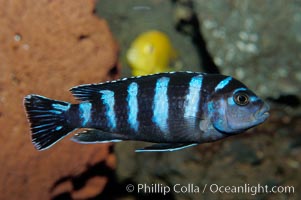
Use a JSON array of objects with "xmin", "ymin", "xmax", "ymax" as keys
[
  {"xmin": 71, "ymin": 129, "xmax": 126, "ymax": 144},
  {"xmin": 135, "ymin": 143, "xmax": 198, "ymax": 152}
]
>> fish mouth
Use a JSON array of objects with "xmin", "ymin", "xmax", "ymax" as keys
[{"xmin": 254, "ymin": 102, "xmax": 270, "ymax": 122}]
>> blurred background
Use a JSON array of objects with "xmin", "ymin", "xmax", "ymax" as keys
[{"xmin": 0, "ymin": 0, "xmax": 300, "ymax": 199}]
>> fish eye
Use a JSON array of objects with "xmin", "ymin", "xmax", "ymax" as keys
[{"xmin": 234, "ymin": 92, "xmax": 249, "ymax": 106}]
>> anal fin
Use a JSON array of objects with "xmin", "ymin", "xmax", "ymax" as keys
[
  {"xmin": 135, "ymin": 143, "xmax": 198, "ymax": 153},
  {"xmin": 71, "ymin": 129, "xmax": 126, "ymax": 144}
]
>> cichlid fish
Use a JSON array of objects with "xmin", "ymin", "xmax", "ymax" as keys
[{"xmin": 24, "ymin": 72, "xmax": 269, "ymax": 152}]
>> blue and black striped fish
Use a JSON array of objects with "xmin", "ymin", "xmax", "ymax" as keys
[{"xmin": 24, "ymin": 71, "xmax": 269, "ymax": 152}]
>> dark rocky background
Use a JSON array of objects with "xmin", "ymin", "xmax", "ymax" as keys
[{"xmin": 97, "ymin": 0, "xmax": 301, "ymax": 199}]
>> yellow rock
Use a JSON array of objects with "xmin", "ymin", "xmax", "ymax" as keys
[{"xmin": 126, "ymin": 30, "xmax": 178, "ymax": 76}]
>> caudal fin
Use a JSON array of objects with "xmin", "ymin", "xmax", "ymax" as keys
[{"xmin": 24, "ymin": 94, "xmax": 74, "ymax": 150}]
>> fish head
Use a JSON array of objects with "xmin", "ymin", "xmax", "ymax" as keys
[{"xmin": 207, "ymin": 80, "xmax": 270, "ymax": 134}]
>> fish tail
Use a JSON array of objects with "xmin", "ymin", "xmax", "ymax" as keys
[{"xmin": 24, "ymin": 94, "xmax": 74, "ymax": 150}]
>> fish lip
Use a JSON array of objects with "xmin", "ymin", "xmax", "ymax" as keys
[{"xmin": 254, "ymin": 103, "xmax": 270, "ymax": 122}]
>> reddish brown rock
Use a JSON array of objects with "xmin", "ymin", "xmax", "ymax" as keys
[{"xmin": 0, "ymin": 0, "xmax": 119, "ymax": 199}]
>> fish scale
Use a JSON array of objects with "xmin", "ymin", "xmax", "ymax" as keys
[
  {"xmin": 70, "ymin": 73, "xmax": 196, "ymax": 140},
  {"xmin": 127, "ymin": 82, "xmax": 139, "ymax": 132},
  {"xmin": 74, "ymin": 72, "xmax": 205, "ymax": 142},
  {"xmin": 24, "ymin": 71, "xmax": 270, "ymax": 152}
]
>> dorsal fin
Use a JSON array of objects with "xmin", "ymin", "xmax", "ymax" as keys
[
  {"xmin": 70, "ymin": 71, "xmax": 203, "ymax": 101},
  {"xmin": 70, "ymin": 83, "xmax": 113, "ymax": 101},
  {"xmin": 70, "ymin": 76, "xmax": 138, "ymax": 101}
]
